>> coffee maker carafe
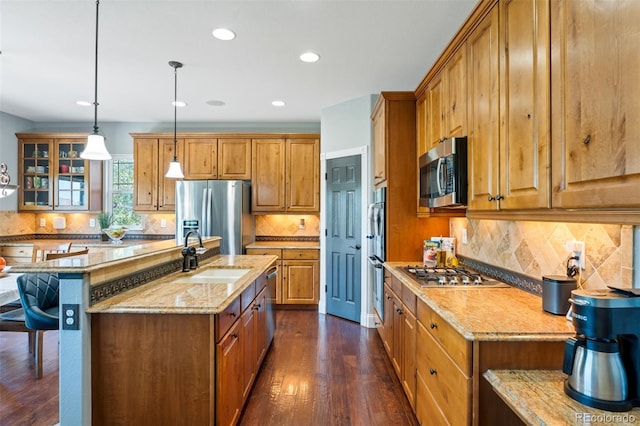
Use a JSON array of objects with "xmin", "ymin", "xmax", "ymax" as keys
[{"xmin": 562, "ymin": 288, "xmax": 640, "ymax": 411}]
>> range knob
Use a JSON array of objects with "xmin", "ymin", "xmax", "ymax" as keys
[
  {"xmin": 449, "ymin": 276, "xmax": 459, "ymax": 286},
  {"xmin": 438, "ymin": 276, "xmax": 447, "ymax": 285}
]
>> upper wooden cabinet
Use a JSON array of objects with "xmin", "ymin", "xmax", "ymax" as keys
[
  {"xmin": 372, "ymin": 103, "xmax": 387, "ymax": 187},
  {"xmin": 444, "ymin": 46, "xmax": 467, "ymax": 140},
  {"xmin": 183, "ymin": 138, "xmax": 251, "ymax": 180},
  {"xmin": 550, "ymin": 0, "xmax": 640, "ymax": 209},
  {"xmin": 16, "ymin": 133, "xmax": 102, "ymax": 212},
  {"xmin": 467, "ymin": 1, "xmax": 550, "ymax": 211},
  {"xmin": 251, "ymin": 137, "xmax": 320, "ymax": 213},
  {"xmin": 132, "ymin": 137, "xmax": 181, "ymax": 212}
]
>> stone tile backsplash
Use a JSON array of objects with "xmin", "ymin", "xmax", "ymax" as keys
[
  {"xmin": 255, "ymin": 214, "xmax": 320, "ymax": 237},
  {"xmin": 450, "ymin": 218, "xmax": 633, "ymax": 289}
]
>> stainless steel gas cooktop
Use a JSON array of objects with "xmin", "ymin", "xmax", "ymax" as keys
[{"xmin": 402, "ymin": 265, "xmax": 510, "ymax": 288}]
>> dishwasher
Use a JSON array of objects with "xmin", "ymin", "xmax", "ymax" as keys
[{"xmin": 265, "ymin": 265, "xmax": 278, "ymax": 345}]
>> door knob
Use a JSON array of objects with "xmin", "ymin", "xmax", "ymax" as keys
[{"xmin": 348, "ymin": 244, "xmax": 361, "ymax": 250}]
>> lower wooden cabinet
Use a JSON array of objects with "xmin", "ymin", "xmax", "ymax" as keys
[
  {"xmin": 217, "ymin": 319, "xmax": 243, "ymax": 426},
  {"xmin": 246, "ymin": 247, "xmax": 320, "ymax": 305}
]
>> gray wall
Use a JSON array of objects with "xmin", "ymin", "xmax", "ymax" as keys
[
  {"xmin": 0, "ymin": 112, "xmax": 34, "ymax": 211},
  {"xmin": 320, "ymin": 94, "xmax": 377, "ymax": 154}
]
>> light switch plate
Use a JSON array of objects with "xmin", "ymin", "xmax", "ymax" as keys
[
  {"xmin": 161, "ymin": 219, "xmax": 167, "ymax": 228},
  {"xmin": 39, "ymin": 218, "xmax": 46, "ymax": 227},
  {"xmin": 89, "ymin": 218, "xmax": 96, "ymax": 228}
]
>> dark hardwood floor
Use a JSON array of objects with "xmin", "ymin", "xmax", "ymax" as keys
[
  {"xmin": 0, "ymin": 330, "xmax": 59, "ymax": 426},
  {"xmin": 240, "ymin": 310, "xmax": 418, "ymax": 426},
  {"xmin": 0, "ymin": 311, "xmax": 417, "ymax": 426}
]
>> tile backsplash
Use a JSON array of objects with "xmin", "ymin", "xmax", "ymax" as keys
[
  {"xmin": 255, "ymin": 214, "xmax": 320, "ymax": 238},
  {"xmin": 450, "ymin": 218, "xmax": 633, "ymax": 289}
]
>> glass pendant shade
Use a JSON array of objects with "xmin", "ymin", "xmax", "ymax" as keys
[
  {"xmin": 81, "ymin": 133, "xmax": 112, "ymax": 160},
  {"xmin": 165, "ymin": 160, "xmax": 184, "ymax": 178}
]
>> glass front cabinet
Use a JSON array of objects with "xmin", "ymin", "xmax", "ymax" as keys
[{"xmin": 17, "ymin": 133, "xmax": 103, "ymax": 212}]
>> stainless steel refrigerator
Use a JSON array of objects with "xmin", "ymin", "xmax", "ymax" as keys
[{"xmin": 175, "ymin": 180, "xmax": 255, "ymax": 254}]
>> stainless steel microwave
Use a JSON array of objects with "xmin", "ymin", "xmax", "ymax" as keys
[{"xmin": 419, "ymin": 137, "xmax": 468, "ymax": 208}]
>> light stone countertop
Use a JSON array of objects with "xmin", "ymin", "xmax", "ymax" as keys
[
  {"xmin": 246, "ymin": 241, "xmax": 320, "ymax": 250},
  {"xmin": 484, "ymin": 370, "xmax": 640, "ymax": 425},
  {"xmin": 86, "ymin": 254, "xmax": 278, "ymax": 315},
  {"xmin": 384, "ymin": 262, "xmax": 576, "ymax": 341},
  {"xmin": 0, "ymin": 238, "xmax": 165, "ymax": 248}
]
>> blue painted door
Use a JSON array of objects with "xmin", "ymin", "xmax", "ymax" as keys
[{"xmin": 326, "ymin": 155, "xmax": 362, "ymax": 322}]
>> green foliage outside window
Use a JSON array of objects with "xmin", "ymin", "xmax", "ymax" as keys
[{"xmin": 111, "ymin": 159, "xmax": 142, "ymax": 227}]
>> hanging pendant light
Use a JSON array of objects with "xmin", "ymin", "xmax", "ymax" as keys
[
  {"xmin": 0, "ymin": 163, "xmax": 19, "ymax": 198},
  {"xmin": 81, "ymin": 0, "xmax": 111, "ymax": 160},
  {"xmin": 165, "ymin": 61, "xmax": 184, "ymax": 179}
]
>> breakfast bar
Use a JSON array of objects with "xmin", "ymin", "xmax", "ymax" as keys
[{"xmin": 9, "ymin": 237, "xmax": 277, "ymax": 425}]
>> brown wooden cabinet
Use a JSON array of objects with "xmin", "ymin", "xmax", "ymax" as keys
[
  {"xmin": 372, "ymin": 103, "xmax": 387, "ymax": 187},
  {"xmin": 16, "ymin": 133, "xmax": 102, "ymax": 212},
  {"xmin": 183, "ymin": 137, "xmax": 252, "ymax": 180},
  {"xmin": 251, "ymin": 137, "xmax": 320, "ymax": 213},
  {"xmin": 132, "ymin": 137, "xmax": 181, "ymax": 212},
  {"xmin": 445, "ymin": 46, "xmax": 467, "ymax": 140},
  {"xmin": 550, "ymin": 0, "xmax": 640, "ymax": 209},
  {"xmin": 246, "ymin": 247, "xmax": 319, "ymax": 305},
  {"xmin": 217, "ymin": 319, "xmax": 243, "ymax": 426}
]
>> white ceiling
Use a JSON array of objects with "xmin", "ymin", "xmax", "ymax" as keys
[{"xmin": 0, "ymin": 0, "xmax": 477, "ymax": 124}]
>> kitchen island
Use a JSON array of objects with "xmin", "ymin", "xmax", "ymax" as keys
[{"xmin": 9, "ymin": 237, "xmax": 277, "ymax": 426}]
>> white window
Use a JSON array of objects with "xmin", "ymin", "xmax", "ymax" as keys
[{"xmin": 104, "ymin": 155, "xmax": 142, "ymax": 230}]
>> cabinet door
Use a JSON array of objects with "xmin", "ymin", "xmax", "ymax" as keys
[
  {"xmin": 183, "ymin": 138, "xmax": 217, "ymax": 179},
  {"xmin": 255, "ymin": 287, "xmax": 268, "ymax": 366},
  {"xmin": 416, "ymin": 94, "xmax": 429, "ymax": 158},
  {"xmin": 286, "ymin": 139, "xmax": 319, "ymax": 212},
  {"xmin": 382, "ymin": 283, "xmax": 394, "ymax": 357},
  {"xmin": 218, "ymin": 138, "xmax": 251, "ymax": 180},
  {"xmin": 467, "ymin": 6, "xmax": 500, "ymax": 211},
  {"xmin": 158, "ymin": 139, "xmax": 181, "ymax": 211},
  {"xmin": 499, "ymin": 0, "xmax": 550, "ymax": 210},
  {"xmin": 372, "ymin": 103, "xmax": 387, "ymax": 186},
  {"xmin": 251, "ymin": 139, "xmax": 286, "ymax": 212},
  {"xmin": 391, "ymin": 295, "xmax": 403, "ymax": 378},
  {"xmin": 54, "ymin": 139, "xmax": 91, "ymax": 211},
  {"xmin": 402, "ymin": 306, "xmax": 416, "ymax": 409},
  {"xmin": 18, "ymin": 139, "xmax": 53, "ymax": 211},
  {"xmin": 551, "ymin": 0, "xmax": 640, "ymax": 208},
  {"xmin": 216, "ymin": 320, "xmax": 243, "ymax": 426},
  {"xmin": 445, "ymin": 45, "xmax": 467, "ymax": 138},
  {"xmin": 428, "ymin": 72, "xmax": 446, "ymax": 149},
  {"xmin": 133, "ymin": 139, "xmax": 159, "ymax": 211},
  {"xmin": 241, "ymin": 304, "xmax": 256, "ymax": 403},
  {"xmin": 282, "ymin": 260, "xmax": 319, "ymax": 304}
]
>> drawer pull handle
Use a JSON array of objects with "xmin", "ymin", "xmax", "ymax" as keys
[
  {"xmin": 583, "ymin": 134, "xmax": 591, "ymax": 145},
  {"xmin": 430, "ymin": 368, "xmax": 437, "ymax": 375},
  {"xmin": 430, "ymin": 322, "xmax": 437, "ymax": 329},
  {"xmin": 232, "ymin": 333, "xmax": 238, "ymax": 339},
  {"xmin": 229, "ymin": 312, "xmax": 236, "ymax": 317}
]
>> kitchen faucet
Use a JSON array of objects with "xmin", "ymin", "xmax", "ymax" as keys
[{"xmin": 182, "ymin": 230, "xmax": 204, "ymax": 272}]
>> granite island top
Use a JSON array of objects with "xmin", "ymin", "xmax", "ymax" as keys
[
  {"xmin": 0, "ymin": 238, "xmax": 165, "ymax": 247},
  {"xmin": 87, "ymin": 254, "xmax": 277, "ymax": 315},
  {"xmin": 384, "ymin": 262, "xmax": 576, "ymax": 341},
  {"xmin": 484, "ymin": 370, "xmax": 640, "ymax": 425}
]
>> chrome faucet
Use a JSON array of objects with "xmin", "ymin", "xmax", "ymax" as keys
[{"xmin": 182, "ymin": 230, "xmax": 204, "ymax": 272}]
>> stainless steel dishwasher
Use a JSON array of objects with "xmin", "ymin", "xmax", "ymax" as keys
[{"xmin": 265, "ymin": 265, "xmax": 278, "ymax": 345}]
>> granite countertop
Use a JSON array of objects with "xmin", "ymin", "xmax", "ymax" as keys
[
  {"xmin": 384, "ymin": 262, "xmax": 575, "ymax": 341},
  {"xmin": 0, "ymin": 238, "xmax": 164, "ymax": 248},
  {"xmin": 246, "ymin": 241, "xmax": 320, "ymax": 249},
  {"xmin": 87, "ymin": 254, "xmax": 278, "ymax": 315},
  {"xmin": 9, "ymin": 237, "xmax": 221, "ymax": 275},
  {"xmin": 484, "ymin": 370, "xmax": 640, "ymax": 425}
]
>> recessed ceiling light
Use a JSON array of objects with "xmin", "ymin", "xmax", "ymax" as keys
[
  {"xmin": 76, "ymin": 100, "xmax": 92, "ymax": 106},
  {"xmin": 299, "ymin": 52, "xmax": 320, "ymax": 63},
  {"xmin": 272, "ymin": 100, "xmax": 286, "ymax": 107},
  {"xmin": 172, "ymin": 101, "xmax": 187, "ymax": 107},
  {"xmin": 212, "ymin": 28, "xmax": 236, "ymax": 41},
  {"xmin": 206, "ymin": 100, "xmax": 226, "ymax": 106}
]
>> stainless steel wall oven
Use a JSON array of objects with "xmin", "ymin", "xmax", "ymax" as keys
[{"xmin": 367, "ymin": 187, "xmax": 386, "ymax": 319}]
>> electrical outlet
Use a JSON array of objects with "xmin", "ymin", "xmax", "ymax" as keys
[
  {"xmin": 462, "ymin": 228, "xmax": 468, "ymax": 245},
  {"xmin": 39, "ymin": 218, "xmax": 46, "ymax": 227},
  {"xmin": 160, "ymin": 219, "xmax": 167, "ymax": 228},
  {"xmin": 565, "ymin": 240, "xmax": 586, "ymax": 269},
  {"xmin": 89, "ymin": 218, "xmax": 96, "ymax": 228},
  {"xmin": 62, "ymin": 304, "xmax": 80, "ymax": 330}
]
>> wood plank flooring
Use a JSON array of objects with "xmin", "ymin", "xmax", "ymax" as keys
[
  {"xmin": 0, "ymin": 311, "xmax": 417, "ymax": 426},
  {"xmin": 240, "ymin": 310, "xmax": 418, "ymax": 425}
]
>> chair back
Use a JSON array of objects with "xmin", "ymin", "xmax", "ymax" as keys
[
  {"xmin": 45, "ymin": 248, "xmax": 89, "ymax": 260},
  {"xmin": 16, "ymin": 273, "xmax": 60, "ymax": 330},
  {"xmin": 32, "ymin": 242, "xmax": 72, "ymax": 262}
]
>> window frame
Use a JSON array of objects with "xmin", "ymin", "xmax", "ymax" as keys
[{"xmin": 104, "ymin": 154, "xmax": 143, "ymax": 231}]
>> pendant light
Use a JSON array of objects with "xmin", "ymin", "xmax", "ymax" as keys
[
  {"xmin": 165, "ymin": 61, "xmax": 184, "ymax": 179},
  {"xmin": 81, "ymin": 0, "xmax": 111, "ymax": 160},
  {"xmin": 0, "ymin": 163, "xmax": 19, "ymax": 198}
]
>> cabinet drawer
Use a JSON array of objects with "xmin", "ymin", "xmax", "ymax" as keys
[
  {"xmin": 282, "ymin": 249, "xmax": 318, "ymax": 260},
  {"xmin": 0, "ymin": 245, "xmax": 33, "ymax": 258},
  {"xmin": 417, "ymin": 299, "xmax": 471, "ymax": 375},
  {"xmin": 401, "ymin": 284, "xmax": 417, "ymax": 315},
  {"xmin": 240, "ymin": 282, "xmax": 257, "ymax": 312},
  {"xmin": 246, "ymin": 248, "xmax": 282, "ymax": 259},
  {"xmin": 417, "ymin": 322, "xmax": 471, "ymax": 426},
  {"xmin": 416, "ymin": 369, "xmax": 449, "ymax": 426},
  {"xmin": 215, "ymin": 297, "xmax": 241, "ymax": 342}
]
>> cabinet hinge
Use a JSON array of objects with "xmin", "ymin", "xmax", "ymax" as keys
[
  {"xmin": 325, "ymin": 285, "xmax": 328, "ymax": 293},
  {"xmin": 325, "ymin": 172, "xmax": 328, "ymax": 180},
  {"xmin": 325, "ymin": 229, "xmax": 328, "ymax": 236}
]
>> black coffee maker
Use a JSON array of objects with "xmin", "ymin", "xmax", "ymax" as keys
[{"xmin": 562, "ymin": 288, "xmax": 640, "ymax": 411}]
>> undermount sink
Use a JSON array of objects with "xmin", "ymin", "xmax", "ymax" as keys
[{"xmin": 185, "ymin": 268, "xmax": 251, "ymax": 283}]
